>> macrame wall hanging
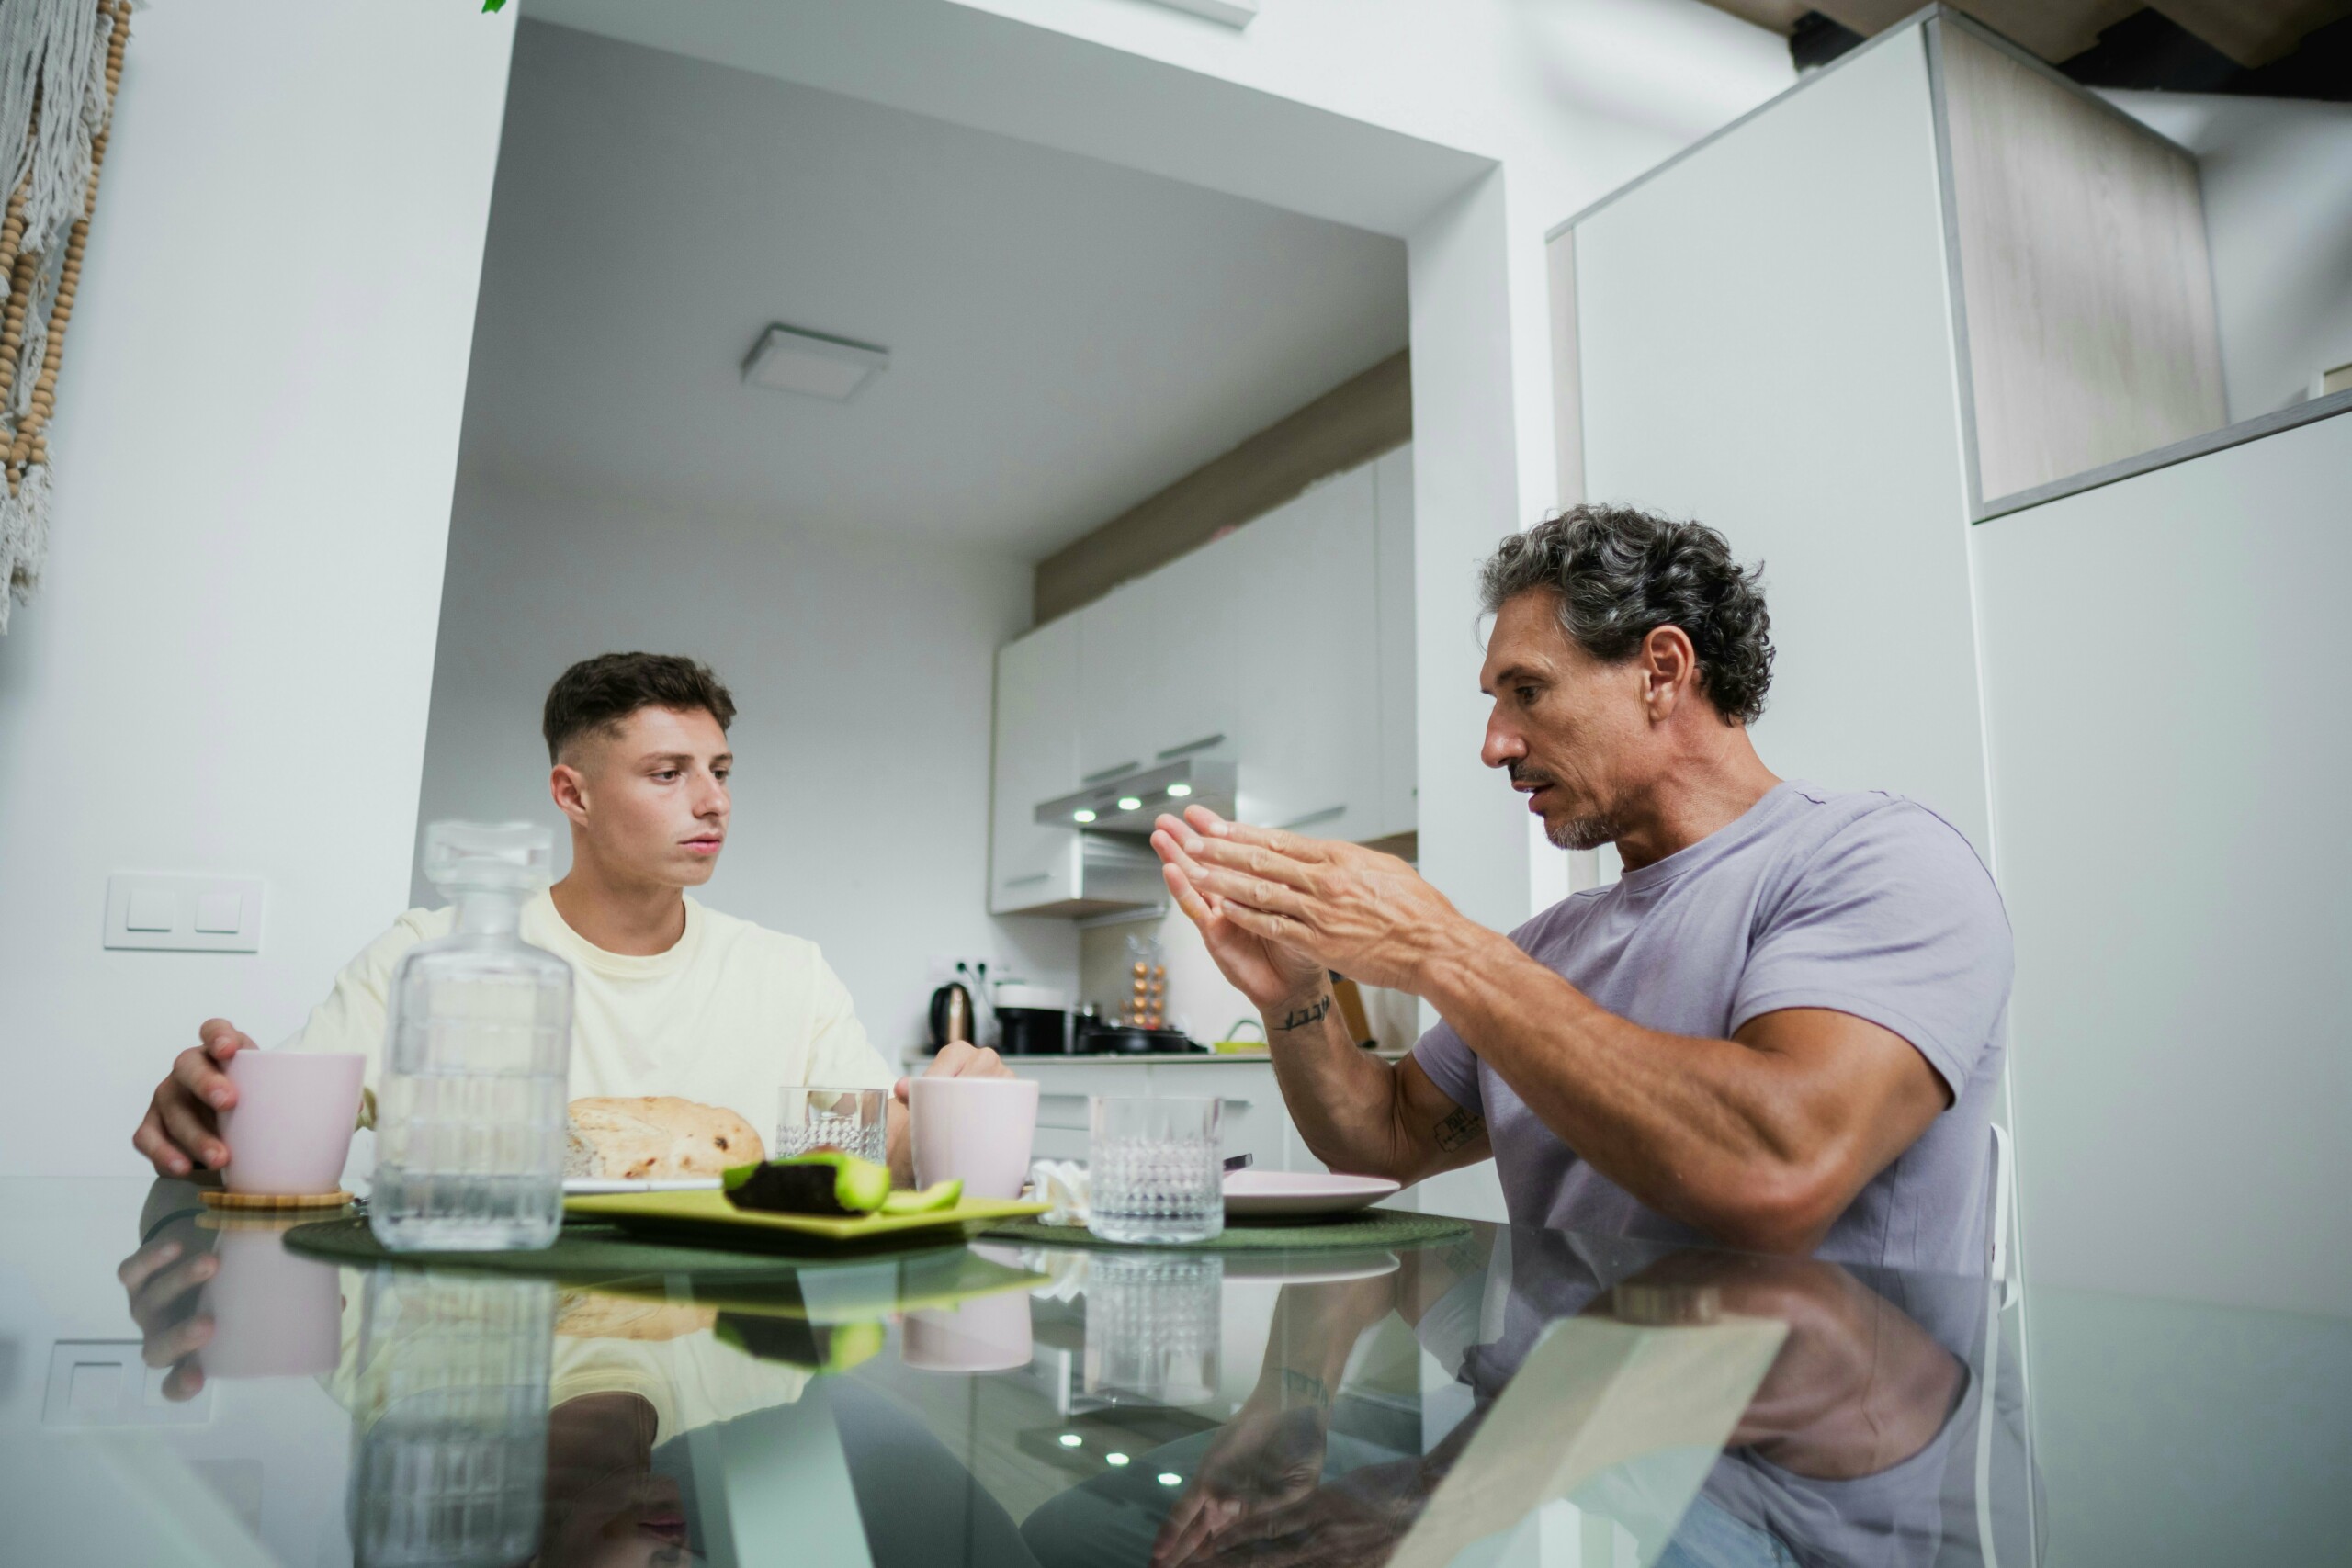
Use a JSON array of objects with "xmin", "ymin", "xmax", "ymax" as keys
[{"xmin": 0, "ymin": 0, "xmax": 128, "ymax": 634}]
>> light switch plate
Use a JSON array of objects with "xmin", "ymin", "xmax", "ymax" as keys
[
  {"xmin": 194, "ymin": 890, "xmax": 243, "ymax": 933},
  {"xmin": 42, "ymin": 1340, "xmax": 211, "ymax": 1426},
  {"xmin": 104, "ymin": 874, "xmax": 264, "ymax": 953}
]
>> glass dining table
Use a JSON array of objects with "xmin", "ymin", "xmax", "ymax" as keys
[{"xmin": 0, "ymin": 1174, "xmax": 2343, "ymax": 1566}]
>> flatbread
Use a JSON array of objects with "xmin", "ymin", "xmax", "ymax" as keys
[{"xmin": 563, "ymin": 1095, "xmax": 764, "ymax": 1180}]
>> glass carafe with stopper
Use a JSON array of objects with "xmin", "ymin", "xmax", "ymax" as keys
[{"xmin": 370, "ymin": 821, "xmax": 572, "ymax": 1251}]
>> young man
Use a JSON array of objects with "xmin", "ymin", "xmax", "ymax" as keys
[
  {"xmin": 131, "ymin": 651, "xmax": 1003, "ymax": 1187},
  {"xmin": 1152, "ymin": 505, "xmax": 2013, "ymax": 1273}
]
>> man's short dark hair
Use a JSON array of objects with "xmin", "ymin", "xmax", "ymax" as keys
[
  {"xmin": 542, "ymin": 652, "xmax": 738, "ymax": 761},
  {"xmin": 1478, "ymin": 504, "xmax": 1774, "ymax": 724}
]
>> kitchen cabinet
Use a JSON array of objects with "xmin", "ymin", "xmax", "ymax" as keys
[
  {"xmin": 1076, "ymin": 543, "xmax": 1236, "ymax": 783},
  {"xmin": 1074, "ymin": 579, "xmax": 1155, "ymax": 783},
  {"xmin": 989, "ymin": 614, "xmax": 1082, "ymax": 914},
  {"xmin": 1372, "ymin": 444, "xmax": 1417, "ymax": 841},
  {"xmin": 1229, "ymin": 462, "xmax": 1383, "ymax": 844},
  {"xmin": 991, "ymin": 443, "xmax": 1413, "ymax": 913}
]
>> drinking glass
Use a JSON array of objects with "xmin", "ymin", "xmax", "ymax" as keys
[
  {"xmin": 776, "ymin": 1085, "xmax": 888, "ymax": 1165},
  {"xmin": 1088, "ymin": 1095, "xmax": 1223, "ymax": 1244}
]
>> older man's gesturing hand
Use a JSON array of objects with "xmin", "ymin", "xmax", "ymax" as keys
[{"xmin": 1149, "ymin": 805, "xmax": 1473, "ymax": 998}]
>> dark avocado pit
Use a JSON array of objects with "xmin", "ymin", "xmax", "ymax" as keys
[{"xmin": 722, "ymin": 1152, "xmax": 892, "ymax": 1217}]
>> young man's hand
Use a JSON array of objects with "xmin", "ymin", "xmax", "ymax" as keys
[
  {"xmin": 116, "ymin": 1208, "xmax": 219, "ymax": 1402},
  {"xmin": 891, "ymin": 1037, "xmax": 1012, "ymax": 1108},
  {"xmin": 131, "ymin": 1020, "xmax": 255, "ymax": 1179},
  {"xmin": 887, "ymin": 1040, "xmax": 1013, "ymax": 1186}
]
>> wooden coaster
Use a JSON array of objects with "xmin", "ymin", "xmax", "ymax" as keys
[{"xmin": 201, "ymin": 1189, "xmax": 354, "ymax": 1212}]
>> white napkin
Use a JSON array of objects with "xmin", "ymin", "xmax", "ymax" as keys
[{"xmin": 1029, "ymin": 1158, "xmax": 1091, "ymax": 1226}]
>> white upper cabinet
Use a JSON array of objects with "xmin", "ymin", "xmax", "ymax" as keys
[
  {"xmin": 1078, "ymin": 543, "xmax": 1238, "ymax": 781},
  {"xmin": 1229, "ymin": 461, "xmax": 1382, "ymax": 844},
  {"xmin": 1373, "ymin": 444, "xmax": 1417, "ymax": 841},
  {"xmin": 1138, "ymin": 539, "xmax": 1238, "ymax": 768},
  {"xmin": 992, "ymin": 444, "xmax": 1413, "ymax": 913},
  {"xmin": 989, "ymin": 614, "xmax": 1082, "ymax": 913}
]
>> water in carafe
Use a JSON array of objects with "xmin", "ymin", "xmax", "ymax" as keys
[{"xmin": 370, "ymin": 820, "xmax": 571, "ymax": 1251}]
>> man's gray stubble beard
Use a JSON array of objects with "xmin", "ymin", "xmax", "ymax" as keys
[{"xmin": 1546, "ymin": 814, "xmax": 1619, "ymax": 852}]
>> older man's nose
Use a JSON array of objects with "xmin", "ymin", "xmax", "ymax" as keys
[{"xmin": 1482, "ymin": 714, "xmax": 1526, "ymax": 770}]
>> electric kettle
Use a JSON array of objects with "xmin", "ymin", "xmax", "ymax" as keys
[{"xmin": 927, "ymin": 981, "xmax": 975, "ymax": 1053}]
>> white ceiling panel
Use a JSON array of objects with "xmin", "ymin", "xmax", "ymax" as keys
[{"xmin": 456, "ymin": 21, "xmax": 1408, "ymax": 558}]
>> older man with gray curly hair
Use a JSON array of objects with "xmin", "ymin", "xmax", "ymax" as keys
[{"xmin": 1151, "ymin": 504, "xmax": 2011, "ymax": 1273}]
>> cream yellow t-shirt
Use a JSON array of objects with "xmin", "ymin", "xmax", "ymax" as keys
[{"xmin": 284, "ymin": 890, "xmax": 893, "ymax": 1138}]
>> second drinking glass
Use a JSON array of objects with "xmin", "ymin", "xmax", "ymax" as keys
[
  {"xmin": 1088, "ymin": 1095, "xmax": 1224, "ymax": 1244},
  {"xmin": 775, "ymin": 1085, "xmax": 888, "ymax": 1166}
]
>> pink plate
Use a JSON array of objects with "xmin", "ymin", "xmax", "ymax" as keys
[{"xmin": 1221, "ymin": 1169, "xmax": 1400, "ymax": 1218}]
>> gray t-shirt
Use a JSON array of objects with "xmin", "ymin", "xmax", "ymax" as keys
[{"xmin": 1414, "ymin": 782, "xmax": 2012, "ymax": 1275}]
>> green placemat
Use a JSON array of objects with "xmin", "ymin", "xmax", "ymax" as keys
[
  {"xmin": 978, "ymin": 1207, "xmax": 1468, "ymax": 1253},
  {"xmin": 281, "ymin": 1216, "xmax": 959, "ymax": 1282}
]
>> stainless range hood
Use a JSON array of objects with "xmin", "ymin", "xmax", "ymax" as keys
[
  {"xmin": 1011, "ymin": 757, "xmax": 1238, "ymax": 917},
  {"xmin": 1035, "ymin": 757, "xmax": 1238, "ymax": 838}
]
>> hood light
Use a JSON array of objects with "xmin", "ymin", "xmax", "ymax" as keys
[
  {"xmin": 1117, "ymin": 795, "xmax": 1144, "ymax": 811},
  {"xmin": 1166, "ymin": 783, "xmax": 1193, "ymax": 798},
  {"xmin": 1073, "ymin": 808, "xmax": 1097, "ymax": 824}
]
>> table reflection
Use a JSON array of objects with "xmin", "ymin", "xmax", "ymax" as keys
[
  {"xmin": 76, "ymin": 1178, "xmax": 2032, "ymax": 1568},
  {"xmin": 350, "ymin": 1269, "xmax": 554, "ymax": 1567}
]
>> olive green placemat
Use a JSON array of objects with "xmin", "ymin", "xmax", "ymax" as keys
[
  {"xmin": 281, "ymin": 1216, "xmax": 959, "ymax": 1282},
  {"xmin": 978, "ymin": 1208, "xmax": 1468, "ymax": 1253}
]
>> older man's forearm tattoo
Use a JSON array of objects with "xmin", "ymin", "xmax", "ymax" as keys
[
  {"xmin": 1278, "ymin": 1368, "xmax": 1331, "ymax": 1406},
  {"xmin": 1274, "ymin": 994, "xmax": 1333, "ymax": 1032},
  {"xmin": 1433, "ymin": 1106, "xmax": 1485, "ymax": 1152}
]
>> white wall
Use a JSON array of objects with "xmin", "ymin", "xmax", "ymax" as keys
[
  {"xmin": 0, "ymin": 4, "xmax": 515, "ymax": 1176},
  {"xmin": 413, "ymin": 468, "xmax": 1078, "ymax": 1058},
  {"xmin": 530, "ymin": 0, "xmax": 1796, "ymax": 935},
  {"xmin": 2104, "ymin": 91, "xmax": 2352, "ymax": 421},
  {"xmin": 1570, "ymin": 29, "xmax": 1993, "ymax": 855},
  {"xmin": 1975, "ymin": 411, "xmax": 2352, "ymax": 1318}
]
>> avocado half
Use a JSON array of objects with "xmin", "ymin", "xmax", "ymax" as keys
[
  {"xmin": 881, "ymin": 1179, "xmax": 963, "ymax": 1215},
  {"xmin": 723, "ymin": 1152, "xmax": 894, "ymax": 1216}
]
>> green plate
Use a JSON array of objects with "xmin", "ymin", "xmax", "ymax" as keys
[{"xmin": 563, "ymin": 1187, "xmax": 1049, "ymax": 1247}]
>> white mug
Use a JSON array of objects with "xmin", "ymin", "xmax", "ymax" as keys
[
  {"xmin": 217, "ymin": 1051, "xmax": 366, "ymax": 1196},
  {"xmin": 908, "ymin": 1076, "xmax": 1039, "ymax": 1201}
]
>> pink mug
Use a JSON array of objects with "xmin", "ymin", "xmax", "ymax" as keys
[
  {"xmin": 908, "ymin": 1076, "xmax": 1039, "ymax": 1200},
  {"xmin": 217, "ymin": 1051, "xmax": 366, "ymax": 1196}
]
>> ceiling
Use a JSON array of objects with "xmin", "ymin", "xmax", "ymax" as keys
[
  {"xmin": 1703, "ymin": 0, "xmax": 2352, "ymax": 75},
  {"xmin": 455, "ymin": 20, "xmax": 1408, "ymax": 559}
]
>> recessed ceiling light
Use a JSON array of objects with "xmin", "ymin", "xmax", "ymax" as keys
[
  {"xmin": 1057, "ymin": 1433, "xmax": 1083, "ymax": 1448},
  {"xmin": 1166, "ymin": 783, "xmax": 1193, "ymax": 798},
  {"xmin": 741, "ymin": 323, "xmax": 889, "ymax": 402},
  {"xmin": 1117, "ymin": 796, "xmax": 1143, "ymax": 812},
  {"xmin": 1104, "ymin": 1452, "xmax": 1130, "ymax": 1466},
  {"xmin": 1073, "ymin": 808, "xmax": 1097, "ymax": 824}
]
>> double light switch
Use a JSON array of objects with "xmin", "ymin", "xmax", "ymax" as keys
[{"xmin": 105, "ymin": 874, "xmax": 264, "ymax": 952}]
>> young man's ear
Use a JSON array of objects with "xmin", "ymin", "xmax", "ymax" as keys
[{"xmin": 549, "ymin": 761, "xmax": 592, "ymax": 829}]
